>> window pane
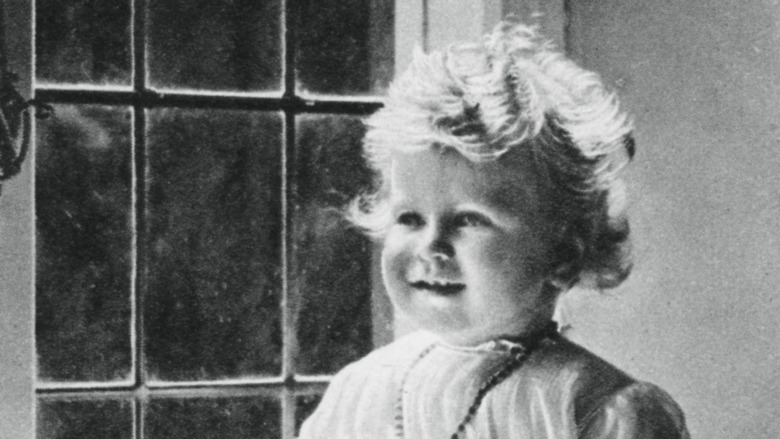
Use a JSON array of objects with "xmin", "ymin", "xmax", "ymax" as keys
[
  {"xmin": 36, "ymin": 0, "xmax": 131, "ymax": 86},
  {"xmin": 145, "ymin": 396, "xmax": 280, "ymax": 439},
  {"xmin": 35, "ymin": 105, "xmax": 133, "ymax": 383},
  {"xmin": 37, "ymin": 398, "xmax": 133, "ymax": 439},
  {"xmin": 145, "ymin": 109, "xmax": 283, "ymax": 381},
  {"xmin": 295, "ymin": 0, "xmax": 394, "ymax": 97},
  {"xmin": 147, "ymin": 0, "xmax": 282, "ymax": 93},
  {"xmin": 293, "ymin": 115, "xmax": 374, "ymax": 375}
]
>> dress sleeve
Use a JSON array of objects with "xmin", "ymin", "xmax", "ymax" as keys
[{"xmin": 578, "ymin": 382, "xmax": 690, "ymax": 439}]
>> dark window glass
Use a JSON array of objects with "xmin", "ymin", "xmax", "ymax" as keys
[
  {"xmin": 145, "ymin": 109, "xmax": 283, "ymax": 381},
  {"xmin": 147, "ymin": 0, "xmax": 282, "ymax": 93},
  {"xmin": 37, "ymin": 398, "xmax": 133, "ymax": 439},
  {"xmin": 35, "ymin": 105, "xmax": 133, "ymax": 383},
  {"xmin": 145, "ymin": 396, "xmax": 280, "ymax": 439},
  {"xmin": 295, "ymin": 393, "xmax": 323, "ymax": 435},
  {"xmin": 293, "ymin": 115, "xmax": 374, "ymax": 375},
  {"xmin": 35, "ymin": 0, "xmax": 131, "ymax": 86},
  {"xmin": 34, "ymin": 2, "xmax": 395, "ymax": 437},
  {"xmin": 295, "ymin": 0, "xmax": 394, "ymax": 96}
]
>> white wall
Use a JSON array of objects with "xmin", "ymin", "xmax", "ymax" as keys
[{"xmin": 561, "ymin": 1, "xmax": 780, "ymax": 437}]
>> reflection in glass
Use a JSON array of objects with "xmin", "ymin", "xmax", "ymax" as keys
[
  {"xmin": 293, "ymin": 115, "xmax": 375, "ymax": 375},
  {"xmin": 36, "ymin": 0, "xmax": 131, "ymax": 86},
  {"xmin": 37, "ymin": 398, "xmax": 133, "ymax": 439},
  {"xmin": 36, "ymin": 105, "xmax": 133, "ymax": 383},
  {"xmin": 295, "ymin": 0, "xmax": 394, "ymax": 96},
  {"xmin": 147, "ymin": 0, "xmax": 282, "ymax": 93},
  {"xmin": 145, "ymin": 109, "xmax": 283, "ymax": 381},
  {"xmin": 145, "ymin": 396, "xmax": 280, "ymax": 439}
]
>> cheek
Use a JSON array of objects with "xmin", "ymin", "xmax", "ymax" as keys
[
  {"xmin": 380, "ymin": 231, "xmax": 411, "ymax": 282},
  {"xmin": 470, "ymin": 234, "xmax": 549, "ymax": 278}
]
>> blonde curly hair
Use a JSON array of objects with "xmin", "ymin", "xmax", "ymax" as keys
[{"xmin": 351, "ymin": 22, "xmax": 635, "ymax": 290}]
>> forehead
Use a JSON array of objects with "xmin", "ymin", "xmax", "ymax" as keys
[{"xmin": 388, "ymin": 148, "xmax": 544, "ymax": 209}]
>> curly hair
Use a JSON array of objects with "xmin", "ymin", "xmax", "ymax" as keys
[{"xmin": 350, "ymin": 22, "xmax": 635, "ymax": 290}]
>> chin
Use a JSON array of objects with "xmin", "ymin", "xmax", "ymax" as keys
[{"xmin": 414, "ymin": 316, "xmax": 477, "ymax": 341}]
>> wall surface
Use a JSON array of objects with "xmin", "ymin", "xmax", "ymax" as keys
[
  {"xmin": 560, "ymin": 1, "xmax": 780, "ymax": 437},
  {"xmin": 0, "ymin": 0, "xmax": 34, "ymax": 438}
]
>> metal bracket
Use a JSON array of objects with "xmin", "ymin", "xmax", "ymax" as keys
[{"xmin": 0, "ymin": 70, "xmax": 53, "ymax": 193}]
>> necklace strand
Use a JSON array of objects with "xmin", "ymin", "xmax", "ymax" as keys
[
  {"xmin": 450, "ymin": 344, "xmax": 530, "ymax": 438},
  {"xmin": 395, "ymin": 323, "xmax": 558, "ymax": 439},
  {"xmin": 395, "ymin": 343, "xmax": 437, "ymax": 439}
]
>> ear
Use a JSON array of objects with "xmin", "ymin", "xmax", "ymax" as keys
[
  {"xmin": 547, "ymin": 232, "xmax": 585, "ymax": 291},
  {"xmin": 547, "ymin": 262, "xmax": 579, "ymax": 291}
]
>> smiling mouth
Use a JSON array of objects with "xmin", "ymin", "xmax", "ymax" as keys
[{"xmin": 409, "ymin": 280, "xmax": 465, "ymax": 296}]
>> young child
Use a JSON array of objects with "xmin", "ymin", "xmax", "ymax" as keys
[{"xmin": 299, "ymin": 22, "xmax": 689, "ymax": 439}]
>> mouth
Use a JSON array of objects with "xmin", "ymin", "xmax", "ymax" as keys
[{"xmin": 409, "ymin": 280, "xmax": 465, "ymax": 296}]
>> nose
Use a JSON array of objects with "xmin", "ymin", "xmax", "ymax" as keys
[{"xmin": 415, "ymin": 223, "xmax": 455, "ymax": 262}]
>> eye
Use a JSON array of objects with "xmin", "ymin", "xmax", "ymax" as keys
[
  {"xmin": 453, "ymin": 212, "xmax": 492, "ymax": 228},
  {"xmin": 397, "ymin": 211, "xmax": 425, "ymax": 228}
]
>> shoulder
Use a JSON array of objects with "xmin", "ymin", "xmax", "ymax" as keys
[
  {"xmin": 524, "ymin": 336, "xmax": 636, "ymax": 422},
  {"xmin": 298, "ymin": 331, "xmax": 439, "ymax": 438},
  {"xmin": 578, "ymin": 381, "xmax": 690, "ymax": 438},
  {"xmin": 320, "ymin": 330, "xmax": 439, "ymax": 402},
  {"xmin": 523, "ymin": 337, "xmax": 689, "ymax": 438}
]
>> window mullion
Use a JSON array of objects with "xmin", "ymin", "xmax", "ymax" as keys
[
  {"xmin": 132, "ymin": 1, "xmax": 148, "ymax": 438},
  {"xmin": 280, "ymin": 99, "xmax": 298, "ymax": 439},
  {"xmin": 281, "ymin": 1, "xmax": 299, "ymax": 436},
  {"xmin": 282, "ymin": 0, "xmax": 295, "ymax": 98},
  {"xmin": 30, "ymin": 0, "xmax": 388, "ymax": 436}
]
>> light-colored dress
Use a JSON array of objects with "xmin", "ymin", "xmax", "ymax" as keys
[{"xmin": 299, "ymin": 331, "xmax": 689, "ymax": 439}]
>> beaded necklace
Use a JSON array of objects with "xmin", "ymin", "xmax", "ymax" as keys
[{"xmin": 394, "ymin": 323, "xmax": 558, "ymax": 439}]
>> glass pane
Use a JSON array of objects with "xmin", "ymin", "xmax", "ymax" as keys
[
  {"xmin": 35, "ymin": 105, "xmax": 133, "ymax": 383},
  {"xmin": 37, "ymin": 398, "xmax": 133, "ymax": 439},
  {"xmin": 295, "ymin": 393, "xmax": 323, "ymax": 436},
  {"xmin": 295, "ymin": 0, "xmax": 394, "ymax": 97},
  {"xmin": 147, "ymin": 0, "xmax": 282, "ymax": 93},
  {"xmin": 36, "ymin": 0, "xmax": 131, "ymax": 86},
  {"xmin": 293, "ymin": 115, "xmax": 374, "ymax": 375},
  {"xmin": 145, "ymin": 396, "xmax": 280, "ymax": 439},
  {"xmin": 145, "ymin": 109, "xmax": 283, "ymax": 381}
]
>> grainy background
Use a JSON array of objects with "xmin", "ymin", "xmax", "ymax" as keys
[
  {"xmin": 1, "ymin": 0, "xmax": 779, "ymax": 438},
  {"xmin": 560, "ymin": 1, "xmax": 780, "ymax": 437}
]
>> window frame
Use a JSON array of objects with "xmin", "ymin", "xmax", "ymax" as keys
[
  {"xmin": 30, "ymin": 0, "xmax": 383, "ymax": 437},
  {"xmin": 0, "ymin": 0, "xmax": 565, "ymax": 437}
]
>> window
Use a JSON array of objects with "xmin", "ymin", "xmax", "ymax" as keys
[
  {"xmin": 33, "ymin": 1, "xmax": 392, "ymax": 437},
  {"xmin": 0, "ymin": 1, "xmax": 564, "ymax": 437}
]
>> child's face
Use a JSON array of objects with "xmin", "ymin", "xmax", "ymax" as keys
[{"xmin": 381, "ymin": 148, "xmax": 558, "ymax": 346}]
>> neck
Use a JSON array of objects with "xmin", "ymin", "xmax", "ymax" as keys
[{"xmin": 440, "ymin": 315, "xmax": 558, "ymax": 347}]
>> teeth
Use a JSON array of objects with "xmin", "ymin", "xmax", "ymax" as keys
[
  {"xmin": 409, "ymin": 280, "xmax": 465, "ymax": 294},
  {"xmin": 414, "ymin": 280, "xmax": 458, "ymax": 286}
]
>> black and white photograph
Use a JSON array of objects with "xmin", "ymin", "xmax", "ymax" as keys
[{"xmin": 0, "ymin": 1, "xmax": 778, "ymax": 438}]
